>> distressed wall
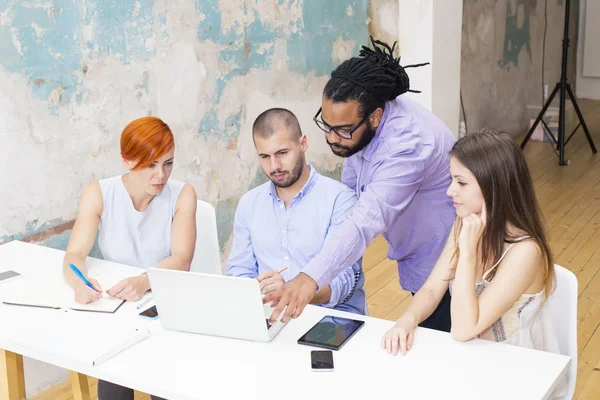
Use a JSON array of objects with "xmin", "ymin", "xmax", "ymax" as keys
[
  {"xmin": 368, "ymin": 0, "xmax": 399, "ymax": 57},
  {"xmin": 460, "ymin": 0, "xmax": 579, "ymax": 135},
  {"xmin": 0, "ymin": 0, "xmax": 372, "ymax": 395},
  {"xmin": 0, "ymin": 0, "xmax": 371, "ymax": 254}
]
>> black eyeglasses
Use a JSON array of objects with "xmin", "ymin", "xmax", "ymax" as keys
[{"xmin": 313, "ymin": 107, "xmax": 371, "ymax": 140}]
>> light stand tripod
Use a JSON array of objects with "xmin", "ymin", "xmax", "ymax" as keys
[{"xmin": 520, "ymin": 0, "xmax": 596, "ymax": 165}]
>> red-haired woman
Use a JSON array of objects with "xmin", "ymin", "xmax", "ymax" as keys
[
  {"xmin": 62, "ymin": 116, "xmax": 196, "ymax": 399},
  {"xmin": 62, "ymin": 116, "xmax": 197, "ymax": 303}
]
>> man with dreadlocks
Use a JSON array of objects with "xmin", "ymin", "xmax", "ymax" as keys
[{"xmin": 266, "ymin": 38, "xmax": 456, "ymax": 332}]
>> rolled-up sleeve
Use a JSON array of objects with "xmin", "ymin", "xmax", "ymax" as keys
[
  {"xmin": 321, "ymin": 265, "xmax": 359, "ymax": 308},
  {"xmin": 303, "ymin": 150, "xmax": 427, "ymax": 290},
  {"xmin": 341, "ymin": 158, "xmax": 357, "ymax": 192},
  {"xmin": 317, "ymin": 188, "xmax": 361, "ymax": 308}
]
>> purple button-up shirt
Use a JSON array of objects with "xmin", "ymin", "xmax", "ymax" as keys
[{"xmin": 303, "ymin": 96, "xmax": 456, "ymax": 293}]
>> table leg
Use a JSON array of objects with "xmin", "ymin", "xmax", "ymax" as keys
[
  {"xmin": 0, "ymin": 350, "xmax": 26, "ymax": 400},
  {"xmin": 70, "ymin": 371, "xmax": 91, "ymax": 400}
]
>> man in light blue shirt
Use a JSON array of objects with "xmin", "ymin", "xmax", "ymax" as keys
[{"xmin": 227, "ymin": 108, "xmax": 365, "ymax": 315}]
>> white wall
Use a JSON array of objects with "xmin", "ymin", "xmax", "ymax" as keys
[
  {"xmin": 432, "ymin": 0, "xmax": 464, "ymax": 138},
  {"xmin": 576, "ymin": 0, "xmax": 600, "ymax": 100},
  {"xmin": 398, "ymin": 1, "xmax": 434, "ymax": 110},
  {"xmin": 398, "ymin": 0, "xmax": 463, "ymax": 137},
  {"xmin": 582, "ymin": 0, "xmax": 600, "ymax": 77}
]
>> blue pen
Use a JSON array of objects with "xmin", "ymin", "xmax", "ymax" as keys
[{"xmin": 69, "ymin": 263, "xmax": 101, "ymax": 293}]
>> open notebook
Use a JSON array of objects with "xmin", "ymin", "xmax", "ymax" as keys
[
  {"xmin": 0, "ymin": 269, "xmax": 127, "ymax": 313},
  {"xmin": 7, "ymin": 311, "xmax": 150, "ymax": 366}
]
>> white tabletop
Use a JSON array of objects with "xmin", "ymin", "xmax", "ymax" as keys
[{"xmin": 0, "ymin": 241, "xmax": 570, "ymax": 400}]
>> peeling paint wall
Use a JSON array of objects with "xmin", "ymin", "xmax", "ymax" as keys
[
  {"xmin": 0, "ymin": 0, "xmax": 369, "ymax": 252},
  {"xmin": 0, "ymin": 0, "xmax": 370, "ymax": 395},
  {"xmin": 368, "ymin": 0, "xmax": 399, "ymax": 57},
  {"xmin": 461, "ymin": 0, "xmax": 579, "ymax": 135}
]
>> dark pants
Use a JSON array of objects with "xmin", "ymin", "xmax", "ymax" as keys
[
  {"xmin": 411, "ymin": 289, "xmax": 451, "ymax": 332},
  {"xmin": 98, "ymin": 379, "xmax": 167, "ymax": 400}
]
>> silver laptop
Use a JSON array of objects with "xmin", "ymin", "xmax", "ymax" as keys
[{"xmin": 147, "ymin": 268, "xmax": 287, "ymax": 342}]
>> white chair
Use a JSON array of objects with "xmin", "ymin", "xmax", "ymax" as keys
[
  {"xmin": 189, "ymin": 200, "xmax": 222, "ymax": 275},
  {"xmin": 547, "ymin": 264, "xmax": 578, "ymax": 400}
]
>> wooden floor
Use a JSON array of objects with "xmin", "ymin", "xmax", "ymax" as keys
[
  {"xmin": 32, "ymin": 99, "xmax": 600, "ymax": 399},
  {"xmin": 29, "ymin": 377, "xmax": 152, "ymax": 400}
]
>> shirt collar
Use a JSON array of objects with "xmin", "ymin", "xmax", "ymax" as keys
[
  {"xmin": 268, "ymin": 165, "xmax": 318, "ymax": 200},
  {"xmin": 355, "ymin": 101, "xmax": 390, "ymax": 162}
]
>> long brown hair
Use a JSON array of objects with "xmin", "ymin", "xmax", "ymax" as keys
[{"xmin": 449, "ymin": 130, "xmax": 554, "ymax": 298}]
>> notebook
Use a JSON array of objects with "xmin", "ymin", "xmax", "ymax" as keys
[
  {"xmin": 7, "ymin": 312, "xmax": 150, "ymax": 366},
  {"xmin": 0, "ymin": 269, "xmax": 128, "ymax": 313}
]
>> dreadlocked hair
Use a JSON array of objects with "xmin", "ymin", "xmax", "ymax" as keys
[{"xmin": 323, "ymin": 36, "xmax": 430, "ymax": 117}]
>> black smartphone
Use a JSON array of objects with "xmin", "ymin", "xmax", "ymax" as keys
[
  {"xmin": 311, "ymin": 350, "xmax": 334, "ymax": 372},
  {"xmin": 138, "ymin": 305, "xmax": 159, "ymax": 320}
]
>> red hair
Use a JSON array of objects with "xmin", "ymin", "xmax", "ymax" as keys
[{"xmin": 120, "ymin": 117, "xmax": 174, "ymax": 170}]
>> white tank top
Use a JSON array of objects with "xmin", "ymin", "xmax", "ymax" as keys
[
  {"xmin": 449, "ymin": 236, "xmax": 567, "ymax": 398},
  {"xmin": 97, "ymin": 175, "xmax": 186, "ymax": 269}
]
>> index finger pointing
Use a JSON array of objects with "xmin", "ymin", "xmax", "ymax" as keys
[
  {"xmin": 269, "ymin": 297, "xmax": 287, "ymax": 324},
  {"xmin": 282, "ymin": 298, "xmax": 296, "ymax": 323}
]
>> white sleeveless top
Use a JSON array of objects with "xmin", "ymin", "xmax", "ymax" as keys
[
  {"xmin": 98, "ymin": 175, "xmax": 186, "ymax": 269},
  {"xmin": 450, "ymin": 236, "xmax": 567, "ymax": 398}
]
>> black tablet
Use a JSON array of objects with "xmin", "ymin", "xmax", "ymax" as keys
[{"xmin": 297, "ymin": 315, "xmax": 365, "ymax": 351}]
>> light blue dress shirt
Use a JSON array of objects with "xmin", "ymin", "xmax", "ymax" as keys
[{"xmin": 227, "ymin": 166, "xmax": 365, "ymax": 314}]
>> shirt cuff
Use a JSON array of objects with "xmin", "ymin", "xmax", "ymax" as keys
[
  {"xmin": 302, "ymin": 257, "xmax": 332, "ymax": 292},
  {"xmin": 320, "ymin": 278, "xmax": 342, "ymax": 309},
  {"xmin": 226, "ymin": 266, "xmax": 258, "ymax": 279}
]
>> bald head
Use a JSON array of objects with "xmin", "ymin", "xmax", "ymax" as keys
[{"xmin": 252, "ymin": 108, "xmax": 302, "ymax": 142}]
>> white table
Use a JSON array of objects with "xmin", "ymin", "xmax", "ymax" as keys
[{"xmin": 0, "ymin": 241, "xmax": 570, "ymax": 400}]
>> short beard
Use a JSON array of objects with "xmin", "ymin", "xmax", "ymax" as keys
[
  {"xmin": 327, "ymin": 121, "xmax": 376, "ymax": 158},
  {"xmin": 269, "ymin": 155, "xmax": 305, "ymax": 188}
]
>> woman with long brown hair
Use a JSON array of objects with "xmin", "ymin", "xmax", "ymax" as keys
[{"xmin": 381, "ymin": 130, "xmax": 563, "ymax": 368}]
